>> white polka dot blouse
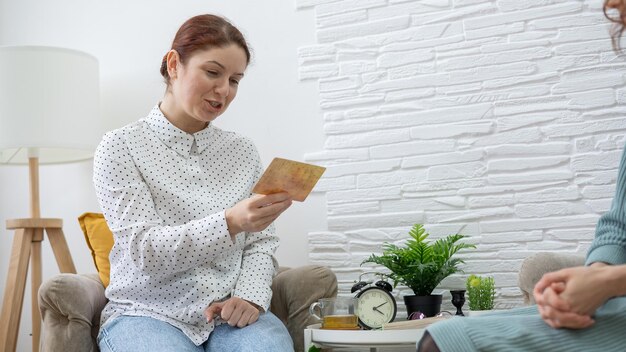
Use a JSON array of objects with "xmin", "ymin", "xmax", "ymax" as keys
[{"xmin": 93, "ymin": 105, "xmax": 279, "ymax": 344}]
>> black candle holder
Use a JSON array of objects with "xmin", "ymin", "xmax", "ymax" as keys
[{"xmin": 450, "ymin": 290, "xmax": 466, "ymax": 316}]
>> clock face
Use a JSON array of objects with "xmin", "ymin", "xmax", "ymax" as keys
[{"xmin": 356, "ymin": 287, "xmax": 397, "ymax": 329}]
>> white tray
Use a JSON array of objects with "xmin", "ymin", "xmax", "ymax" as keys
[{"xmin": 305, "ymin": 323, "xmax": 424, "ymax": 347}]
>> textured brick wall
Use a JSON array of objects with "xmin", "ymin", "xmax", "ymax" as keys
[{"xmin": 296, "ymin": 0, "xmax": 626, "ymax": 309}]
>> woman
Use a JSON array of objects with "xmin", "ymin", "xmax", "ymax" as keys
[
  {"xmin": 94, "ymin": 14, "xmax": 294, "ymax": 352},
  {"xmin": 418, "ymin": 1, "xmax": 626, "ymax": 351}
]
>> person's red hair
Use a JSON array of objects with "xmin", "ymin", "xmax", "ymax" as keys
[
  {"xmin": 605, "ymin": 0, "xmax": 626, "ymax": 50},
  {"xmin": 160, "ymin": 14, "xmax": 251, "ymax": 86}
]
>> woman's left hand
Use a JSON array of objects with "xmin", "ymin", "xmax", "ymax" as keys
[{"xmin": 205, "ymin": 296, "xmax": 261, "ymax": 328}]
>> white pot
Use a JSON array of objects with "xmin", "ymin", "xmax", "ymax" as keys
[{"xmin": 467, "ymin": 309, "xmax": 495, "ymax": 317}]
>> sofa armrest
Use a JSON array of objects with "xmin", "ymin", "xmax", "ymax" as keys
[
  {"xmin": 517, "ymin": 252, "xmax": 585, "ymax": 305},
  {"xmin": 39, "ymin": 273, "xmax": 107, "ymax": 352},
  {"xmin": 271, "ymin": 265, "xmax": 337, "ymax": 352}
]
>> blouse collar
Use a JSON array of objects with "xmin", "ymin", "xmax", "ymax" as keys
[{"xmin": 145, "ymin": 104, "xmax": 213, "ymax": 158}]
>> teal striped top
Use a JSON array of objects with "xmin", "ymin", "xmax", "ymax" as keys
[{"xmin": 587, "ymin": 144, "xmax": 626, "ymax": 266}]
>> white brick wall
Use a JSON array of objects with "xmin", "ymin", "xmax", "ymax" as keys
[{"xmin": 297, "ymin": 0, "xmax": 626, "ymax": 311}]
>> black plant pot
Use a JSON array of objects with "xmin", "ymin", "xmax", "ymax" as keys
[{"xmin": 404, "ymin": 294, "xmax": 443, "ymax": 318}]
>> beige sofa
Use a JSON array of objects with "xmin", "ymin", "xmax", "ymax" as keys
[{"xmin": 38, "ymin": 265, "xmax": 337, "ymax": 352}]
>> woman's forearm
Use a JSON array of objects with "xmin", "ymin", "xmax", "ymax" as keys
[{"xmin": 606, "ymin": 264, "xmax": 626, "ymax": 298}]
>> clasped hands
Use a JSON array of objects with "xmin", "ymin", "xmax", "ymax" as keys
[{"xmin": 533, "ymin": 263, "xmax": 613, "ymax": 330}]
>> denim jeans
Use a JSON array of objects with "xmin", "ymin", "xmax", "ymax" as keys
[{"xmin": 97, "ymin": 312, "xmax": 294, "ymax": 352}]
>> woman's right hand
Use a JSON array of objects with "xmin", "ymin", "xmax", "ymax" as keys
[{"xmin": 225, "ymin": 192, "xmax": 292, "ymax": 236}]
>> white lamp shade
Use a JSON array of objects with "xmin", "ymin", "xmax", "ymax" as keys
[{"xmin": 0, "ymin": 46, "xmax": 100, "ymax": 164}]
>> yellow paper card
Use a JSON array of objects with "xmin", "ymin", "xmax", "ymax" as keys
[{"xmin": 252, "ymin": 158, "xmax": 326, "ymax": 202}]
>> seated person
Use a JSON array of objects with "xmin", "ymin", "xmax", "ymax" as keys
[
  {"xmin": 418, "ymin": 1, "xmax": 626, "ymax": 351},
  {"xmin": 95, "ymin": 14, "xmax": 294, "ymax": 352}
]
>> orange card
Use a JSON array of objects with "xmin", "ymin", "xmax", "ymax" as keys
[{"xmin": 252, "ymin": 158, "xmax": 326, "ymax": 202}]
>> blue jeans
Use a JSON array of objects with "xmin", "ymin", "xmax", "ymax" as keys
[{"xmin": 97, "ymin": 312, "xmax": 294, "ymax": 352}]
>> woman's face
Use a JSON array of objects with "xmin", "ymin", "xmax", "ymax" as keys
[{"xmin": 169, "ymin": 44, "xmax": 247, "ymax": 131}]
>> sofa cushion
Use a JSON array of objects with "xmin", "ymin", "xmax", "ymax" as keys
[{"xmin": 78, "ymin": 213, "xmax": 114, "ymax": 288}]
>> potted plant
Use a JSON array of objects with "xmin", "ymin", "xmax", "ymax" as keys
[
  {"xmin": 361, "ymin": 224, "xmax": 475, "ymax": 317},
  {"xmin": 466, "ymin": 274, "xmax": 496, "ymax": 315}
]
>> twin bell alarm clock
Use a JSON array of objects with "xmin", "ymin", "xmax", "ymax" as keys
[{"xmin": 350, "ymin": 273, "xmax": 397, "ymax": 329}]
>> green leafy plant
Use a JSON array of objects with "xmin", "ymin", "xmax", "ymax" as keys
[
  {"xmin": 361, "ymin": 224, "xmax": 475, "ymax": 296},
  {"xmin": 466, "ymin": 274, "xmax": 496, "ymax": 310}
]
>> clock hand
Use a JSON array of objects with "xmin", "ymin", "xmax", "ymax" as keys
[
  {"xmin": 373, "ymin": 306, "xmax": 385, "ymax": 315},
  {"xmin": 375, "ymin": 302, "xmax": 388, "ymax": 309}
]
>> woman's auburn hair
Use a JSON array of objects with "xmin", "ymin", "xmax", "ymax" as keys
[
  {"xmin": 160, "ymin": 14, "xmax": 251, "ymax": 85},
  {"xmin": 605, "ymin": 0, "xmax": 626, "ymax": 51}
]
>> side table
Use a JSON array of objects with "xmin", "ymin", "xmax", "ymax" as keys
[{"xmin": 304, "ymin": 323, "xmax": 424, "ymax": 352}]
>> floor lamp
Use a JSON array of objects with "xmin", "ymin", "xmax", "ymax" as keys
[{"xmin": 0, "ymin": 46, "xmax": 100, "ymax": 352}]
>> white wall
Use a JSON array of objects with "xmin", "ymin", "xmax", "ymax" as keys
[
  {"xmin": 299, "ymin": 0, "xmax": 626, "ymax": 312},
  {"xmin": 0, "ymin": 1, "xmax": 322, "ymax": 350}
]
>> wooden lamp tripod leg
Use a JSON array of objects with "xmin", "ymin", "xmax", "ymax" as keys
[
  {"xmin": 0, "ymin": 228, "xmax": 34, "ymax": 352},
  {"xmin": 29, "ymin": 155, "xmax": 43, "ymax": 352},
  {"xmin": 0, "ymin": 219, "xmax": 74, "ymax": 352},
  {"xmin": 31, "ymin": 229, "xmax": 43, "ymax": 352},
  {"xmin": 46, "ymin": 227, "xmax": 77, "ymax": 274}
]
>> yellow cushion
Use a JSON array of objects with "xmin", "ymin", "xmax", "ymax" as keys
[{"xmin": 78, "ymin": 212, "xmax": 114, "ymax": 288}]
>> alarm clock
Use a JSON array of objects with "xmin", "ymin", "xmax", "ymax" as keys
[{"xmin": 351, "ymin": 275, "xmax": 397, "ymax": 330}]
